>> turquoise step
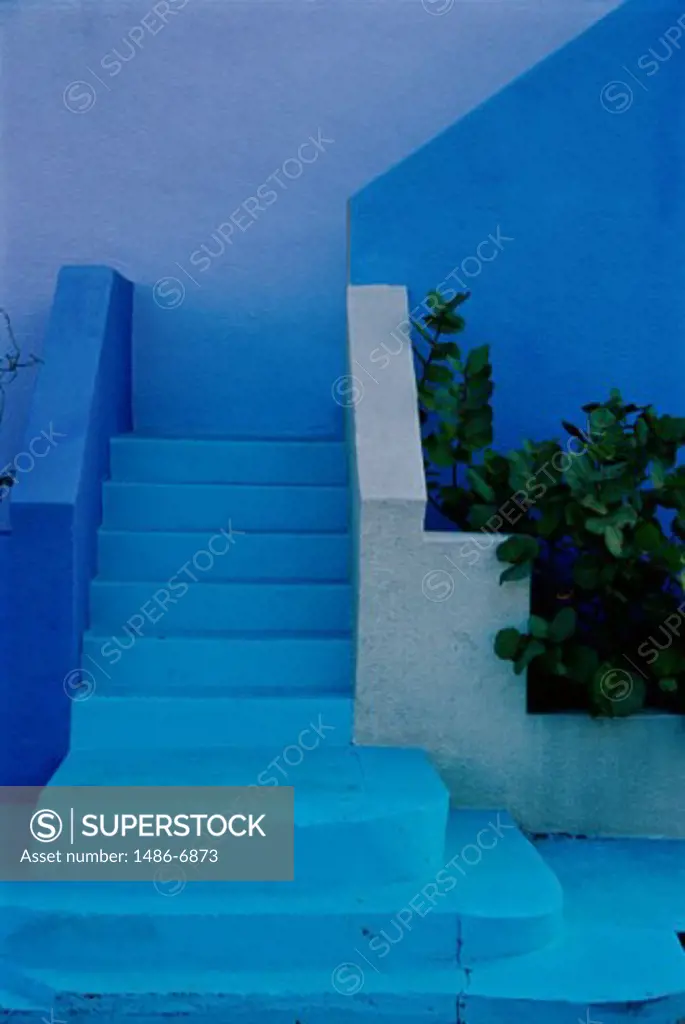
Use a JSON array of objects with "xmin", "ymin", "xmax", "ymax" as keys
[
  {"xmin": 89, "ymin": 580, "xmax": 352, "ymax": 633},
  {"xmin": 0, "ymin": 967, "xmax": 463, "ymax": 1023},
  {"xmin": 4, "ymin": 922, "xmax": 685, "ymax": 1024},
  {"xmin": 81, "ymin": 633, "xmax": 353, "ymax": 696},
  {"xmin": 2, "ymin": 884, "xmax": 456, "ymax": 973},
  {"xmin": 48, "ymin": 747, "xmax": 450, "ymax": 886},
  {"xmin": 102, "ymin": 481, "xmax": 348, "ymax": 532},
  {"xmin": 0, "ymin": 811, "xmax": 562, "ymax": 971},
  {"xmin": 69, "ymin": 695, "xmax": 353, "ymax": 748},
  {"xmin": 97, "ymin": 530, "xmax": 350, "ymax": 581},
  {"xmin": 440, "ymin": 812, "xmax": 562, "ymax": 964},
  {"xmin": 464, "ymin": 924, "xmax": 685, "ymax": 1022},
  {"xmin": 110, "ymin": 436, "xmax": 348, "ymax": 485}
]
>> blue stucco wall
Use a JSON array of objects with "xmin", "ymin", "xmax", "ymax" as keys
[
  {"xmin": 350, "ymin": 0, "xmax": 685, "ymax": 453},
  {"xmin": 0, "ymin": 0, "xmax": 622, "ymax": 448},
  {"xmin": 1, "ymin": 267, "xmax": 132, "ymax": 786}
]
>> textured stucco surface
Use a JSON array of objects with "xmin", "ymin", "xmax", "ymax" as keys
[{"xmin": 348, "ymin": 285, "xmax": 685, "ymax": 838}]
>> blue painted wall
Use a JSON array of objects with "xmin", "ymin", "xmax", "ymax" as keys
[
  {"xmin": 0, "ymin": 0, "xmax": 621, "ymax": 447},
  {"xmin": 351, "ymin": 0, "xmax": 685, "ymax": 453},
  {"xmin": 1, "ymin": 267, "xmax": 132, "ymax": 786}
]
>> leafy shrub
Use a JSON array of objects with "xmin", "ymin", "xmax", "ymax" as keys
[{"xmin": 414, "ymin": 290, "xmax": 685, "ymax": 716}]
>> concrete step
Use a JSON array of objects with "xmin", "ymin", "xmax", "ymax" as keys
[
  {"xmin": 81, "ymin": 632, "xmax": 353, "ymax": 696},
  {"xmin": 2, "ymin": 924, "xmax": 685, "ymax": 1024},
  {"xmin": 88, "ymin": 580, "xmax": 352, "ymax": 634},
  {"xmin": 110, "ymin": 435, "xmax": 348, "ymax": 485},
  {"xmin": 0, "ymin": 966, "xmax": 463, "ymax": 1023},
  {"xmin": 97, "ymin": 530, "xmax": 350, "ymax": 582},
  {"xmin": 464, "ymin": 923, "xmax": 685, "ymax": 1023},
  {"xmin": 69, "ymin": 695, "xmax": 353, "ymax": 748},
  {"xmin": 0, "ymin": 812, "xmax": 563, "ymax": 971},
  {"xmin": 102, "ymin": 481, "xmax": 348, "ymax": 532},
  {"xmin": 48, "ymin": 746, "xmax": 450, "ymax": 887}
]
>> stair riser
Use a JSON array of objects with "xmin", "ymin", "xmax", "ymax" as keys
[
  {"xmin": 102, "ymin": 484, "xmax": 348, "ymax": 532},
  {"xmin": 8, "ymin": 911, "xmax": 456, "ymax": 971},
  {"xmin": 89, "ymin": 582, "xmax": 352, "ymax": 634},
  {"xmin": 81, "ymin": 635, "xmax": 353, "ymax": 696},
  {"xmin": 110, "ymin": 438, "xmax": 348, "ymax": 485},
  {"xmin": 97, "ymin": 532, "xmax": 350, "ymax": 582},
  {"xmin": 69, "ymin": 697, "xmax": 353, "ymax": 749}
]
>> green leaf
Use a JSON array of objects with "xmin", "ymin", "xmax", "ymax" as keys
[
  {"xmin": 419, "ymin": 388, "xmax": 436, "ymax": 412},
  {"xmin": 528, "ymin": 615, "xmax": 549, "ymax": 639},
  {"xmin": 432, "ymin": 342, "xmax": 461, "ymax": 360},
  {"xmin": 465, "ymin": 345, "xmax": 490, "ymax": 377},
  {"xmin": 651, "ymin": 646, "xmax": 685, "ymax": 678},
  {"xmin": 657, "ymin": 415, "xmax": 685, "ymax": 442},
  {"xmin": 549, "ymin": 607, "xmax": 576, "ymax": 642},
  {"xmin": 633, "ymin": 521, "xmax": 662, "ymax": 554},
  {"xmin": 597, "ymin": 461, "xmax": 629, "ymax": 481},
  {"xmin": 432, "ymin": 312, "xmax": 466, "ymax": 335},
  {"xmin": 636, "ymin": 416, "xmax": 649, "ymax": 445},
  {"xmin": 565, "ymin": 643, "xmax": 599, "ymax": 685},
  {"xmin": 573, "ymin": 554, "xmax": 601, "ymax": 590},
  {"xmin": 446, "ymin": 291, "xmax": 471, "ymax": 310},
  {"xmin": 514, "ymin": 638, "xmax": 546, "ymax": 675},
  {"xmin": 591, "ymin": 665, "xmax": 646, "ymax": 717},
  {"xmin": 651, "ymin": 460, "xmax": 667, "ymax": 489},
  {"xmin": 537, "ymin": 503, "xmax": 564, "ymax": 538},
  {"xmin": 426, "ymin": 364, "xmax": 454, "ymax": 385},
  {"xmin": 467, "ymin": 504, "xmax": 498, "ymax": 529},
  {"xmin": 462, "ymin": 409, "xmax": 493, "ymax": 439},
  {"xmin": 424, "ymin": 434, "xmax": 454, "ymax": 468},
  {"xmin": 579, "ymin": 494, "xmax": 608, "ymax": 515},
  {"xmin": 496, "ymin": 535, "xmax": 539, "ymax": 564},
  {"xmin": 464, "ymin": 378, "xmax": 493, "ymax": 410},
  {"xmin": 589, "ymin": 407, "xmax": 617, "ymax": 433},
  {"xmin": 425, "ymin": 291, "xmax": 444, "ymax": 311},
  {"xmin": 466, "ymin": 468, "xmax": 495, "ymax": 503},
  {"xmin": 494, "ymin": 627, "xmax": 522, "ymax": 660},
  {"xmin": 659, "ymin": 677, "xmax": 678, "ymax": 693},
  {"xmin": 604, "ymin": 524, "xmax": 624, "ymax": 557},
  {"xmin": 499, "ymin": 561, "xmax": 533, "ymax": 584}
]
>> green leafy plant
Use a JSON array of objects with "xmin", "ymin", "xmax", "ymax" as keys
[{"xmin": 414, "ymin": 290, "xmax": 685, "ymax": 716}]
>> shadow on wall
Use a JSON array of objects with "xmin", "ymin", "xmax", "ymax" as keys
[{"xmin": 350, "ymin": 0, "xmax": 685, "ymax": 458}]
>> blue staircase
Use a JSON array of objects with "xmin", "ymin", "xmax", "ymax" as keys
[{"xmin": 1, "ymin": 435, "xmax": 685, "ymax": 1022}]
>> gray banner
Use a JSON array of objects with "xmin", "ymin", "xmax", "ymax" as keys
[{"xmin": 0, "ymin": 786, "xmax": 293, "ymax": 881}]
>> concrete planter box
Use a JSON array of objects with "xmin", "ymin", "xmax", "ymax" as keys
[{"xmin": 347, "ymin": 284, "xmax": 685, "ymax": 838}]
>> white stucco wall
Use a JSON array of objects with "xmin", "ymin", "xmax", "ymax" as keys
[
  {"xmin": 348, "ymin": 284, "xmax": 685, "ymax": 838},
  {"xmin": 0, "ymin": 0, "xmax": 622, "ymax": 456}
]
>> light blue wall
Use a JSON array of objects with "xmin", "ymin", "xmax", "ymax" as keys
[
  {"xmin": 351, "ymin": 0, "xmax": 685, "ymax": 451},
  {"xmin": 2, "ymin": 267, "xmax": 132, "ymax": 786},
  {"xmin": 0, "ymin": 0, "xmax": 620, "ymax": 445}
]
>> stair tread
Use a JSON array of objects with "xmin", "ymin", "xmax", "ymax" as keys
[
  {"xmin": 49, "ymin": 745, "xmax": 446, "ymax": 804},
  {"xmin": 84, "ymin": 629, "xmax": 352, "ymax": 639},
  {"xmin": 98, "ymin": 529, "xmax": 349, "ymax": 536},
  {"xmin": 0, "ymin": 811, "xmax": 559, "ymax": 921},
  {"xmin": 112, "ymin": 435, "xmax": 345, "ymax": 445},
  {"xmin": 90, "ymin": 581, "xmax": 352, "ymax": 589},
  {"xmin": 469, "ymin": 922, "xmax": 685, "ymax": 1004},
  {"xmin": 104, "ymin": 481, "xmax": 347, "ymax": 491},
  {"xmin": 3, "ymin": 922, "xmax": 685, "ymax": 1003}
]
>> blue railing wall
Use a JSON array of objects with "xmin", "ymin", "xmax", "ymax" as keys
[{"xmin": 2, "ymin": 266, "xmax": 132, "ymax": 785}]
